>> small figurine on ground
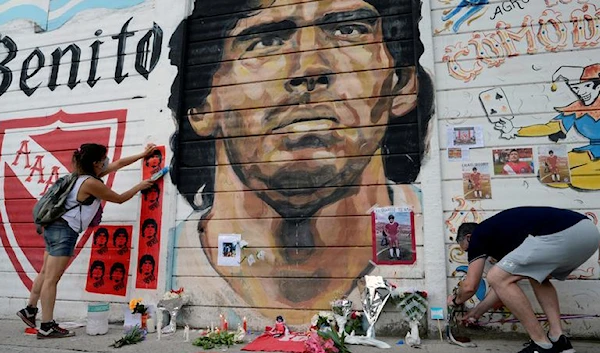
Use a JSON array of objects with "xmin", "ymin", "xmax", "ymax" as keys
[{"xmin": 269, "ymin": 316, "xmax": 289, "ymax": 337}]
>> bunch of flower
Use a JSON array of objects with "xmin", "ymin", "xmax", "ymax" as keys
[
  {"xmin": 310, "ymin": 311, "xmax": 336, "ymax": 331},
  {"xmin": 344, "ymin": 311, "xmax": 364, "ymax": 335},
  {"xmin": 162, "ymin": 287, "xmax": 186, "ymax": 300},
  {"xmin": 304, "ymin": 332, "xmax": 338, "ymax": 353},
  {"xmin": 129, "ymin": 298, "xmax": 147, "ymax": 315},
  {"xmin": 390, "ymin": 289, "xmax": 428, "ymax": 323}
]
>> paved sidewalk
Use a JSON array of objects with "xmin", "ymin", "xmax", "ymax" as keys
[{"xmin": 1, "ymin": 320, "xmax": 599, "ymax": 353}]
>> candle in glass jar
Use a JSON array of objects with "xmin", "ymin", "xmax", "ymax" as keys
[
  {"xmin": 224, "ymin": 319, "xmax": 228, "ymax": 331},
  {"xmin": 157, "ymin": 310, "xmax": 163, "ymax": 340}
]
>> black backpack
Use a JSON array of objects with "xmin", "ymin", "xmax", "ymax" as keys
[{"xmin": 32, "ymin": 173, "xmax": 79, "ymax": 233}]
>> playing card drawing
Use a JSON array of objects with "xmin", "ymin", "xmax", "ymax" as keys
[{"xmin": 479, "ymin": 87, "xmax": 515, "ymax": 139}]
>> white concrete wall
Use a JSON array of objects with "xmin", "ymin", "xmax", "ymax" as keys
[
  {"xmin": 0, "ymin": 0, "xmax": 597, "ymax": 339},
  {"xmin": 432, "ymin": 0, "xmax": 600, "ymax": 337}
]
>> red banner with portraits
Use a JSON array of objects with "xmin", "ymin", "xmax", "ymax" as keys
[
  {"xmin": 135, "ymin": 145, "xmax": 166, "ymax": 289},
  {"xmin": 85, "ymin": 225, "xmax": 133, "ymax": 296}
]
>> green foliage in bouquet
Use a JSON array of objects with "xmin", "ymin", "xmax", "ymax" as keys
[
  {"xmin": 316, "ymin": 315, "xmax": 331, "ymax": 329},
  {"xmin": 318, "ymin": 329, "xmax": 350, "ymax": 353},
  {"xmin": 192, "ymin": 330, "xmax": 242, "ymax": 349},
  {"xmin": 344, "ymin": 311, "xmax": 364, "ymax": 335},
  {"xmin": 110, "ymin": 325, "xmax": 146, "ymax": 348}
]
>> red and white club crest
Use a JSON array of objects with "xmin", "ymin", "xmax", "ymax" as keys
[{"xmin": 0, "ymin": 110, "xmax": 126, "ymax": 290}]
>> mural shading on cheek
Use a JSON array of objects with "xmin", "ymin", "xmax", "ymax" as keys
[{"xmin": 167, "ymin": 0, "xmax": 434, "ymax": 323}]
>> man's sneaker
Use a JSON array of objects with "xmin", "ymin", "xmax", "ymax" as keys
[
  {"xmin": 37, "ymin": 321, "xmax": 75, "ymax": 339},
  {"xmin": 550, "ymin": 335, "xmax": 575, "ymax": 353},
  {"xmin": 17, "ymin": 306, "xmax": 38, "ymax": 328},
  {"xmin": 519, "ymin": 341, "xmax": 558, "ymax": 353}
]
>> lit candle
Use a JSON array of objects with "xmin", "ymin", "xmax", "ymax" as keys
[
  {"xmin": 157, "ymin": 311, "xmax": 162, "ymax": 341},
  {"xmin": 147, "ymin": 317, "xmax": 156, "ymax": 333},
  {"xmin": 224, "ymin": 319, "xmax": 228, "ymax": 331},
  {"xmin": 219, "ymin": 314, "xmax": 224, "ymax": 328},
  {"xmin": 243, "ymin": 317, "xmax": 247, "ymax": 332}
]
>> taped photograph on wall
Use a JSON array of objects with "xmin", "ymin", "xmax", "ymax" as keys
[
  {"xmin": 448, "ymin": 148, "xmax": 469, "ymax": 162},
  {"xmin": 447, "ymin": 126, "xmax": 484, "ymax": 148},
  {"xmin": 371, "ymin": 207, "xmax": 416, "ymax": 265},
  {"xmin": 492, "ymin": 148, "xmax": 534, "ymax": 176},
  {"xmin": 136, "ymin": 145, "xmax": 166, "ymax": 290},
  {"xmin": 462, "ymin": 162, "xmax": 492, "ymax": 200},
  {"xmin": 217, "ymin": 234, "xmax": 242, "ymax": 267},
  {"xmin": 86, "ymin": 226, "xmax": 133, "ymax": 296},
  {"xmin": 538, "ymin": 145, "xmax": 570, "ymax": 185}
]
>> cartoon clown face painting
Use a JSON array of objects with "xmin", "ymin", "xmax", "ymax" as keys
[
  {"xmin": 492, "ymin": 63, "xmax": 600, "ymax": 191},
  {"xmin": 568, "ymin": 81, "xmax": 600, "ymax": 106},
  {"xmin": 551, "ymin": 65, "xmax": 600, "ymax": 106}
]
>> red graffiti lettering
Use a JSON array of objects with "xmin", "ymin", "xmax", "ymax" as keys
[
  {"xmin": 444, "ymin": 4, "xmax": 598, "ymax": 81},
  {"xmin": 25, "ymin": 155, "xmax": 45, "ymax": 183},
  {"xmin": 11, "ymin": 140, "xmax": 31, "ymax": 168},
  {"xmin": 41, "ymin": 166, "xmax": 60, "ymax": 195}
]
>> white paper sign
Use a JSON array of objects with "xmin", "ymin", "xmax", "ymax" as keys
[{"xmin": 217, "ymin": 234, "xmax": 242, "ymax": 266}]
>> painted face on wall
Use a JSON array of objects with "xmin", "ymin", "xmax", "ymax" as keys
[
  {"xmin": 146, "ymin": 190, "xmax": 159, "ymax": 206},
  {"xmin": 141, "ymin": 261, "xmax": 154, "ymax": 276},
  {"xmin": 143, "ymin": 224, "xmax": 157, "ymax": 239},
  {"xmin": 115, "ymin": 234, "xmax": 127, "ymax": 248},
  {"xmin": 96, "ymin": 234, "xmax": 108, "ymax": 246},
  {"xmin": 112, "ymin": 268, "xmax": 125, "ymax": 283},
  {"xmin": 192, "ymin": 0, "xmax": 414, "ymax": 215},
  {"xmin": 569, "ymin": 81, "xmax": 600, "ymax": 106},
  {"xmin": 91, "ymin": 266, "xmax": 104, "ymax": 281},
  {"xmin": 145, "ymin": 155, "xmax": 161, "ymax": 171}
]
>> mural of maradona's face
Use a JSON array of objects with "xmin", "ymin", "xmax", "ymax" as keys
[
  {"xmin": 191, "ymin": 0, "xmax": 412, "ymax": 215},
  {"xmin": 183, "ymin": 0, "xmax": 422, "ymax": 322}
]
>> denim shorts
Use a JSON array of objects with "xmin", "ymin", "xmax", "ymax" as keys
[{"xmin": 44, "ymin": 221, "xmax": 79, "ymax": 257}]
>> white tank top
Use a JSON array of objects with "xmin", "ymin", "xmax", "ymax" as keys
[{"xmin": 61, "ymin": 175, "xmax": 101, "ymax": 233}]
